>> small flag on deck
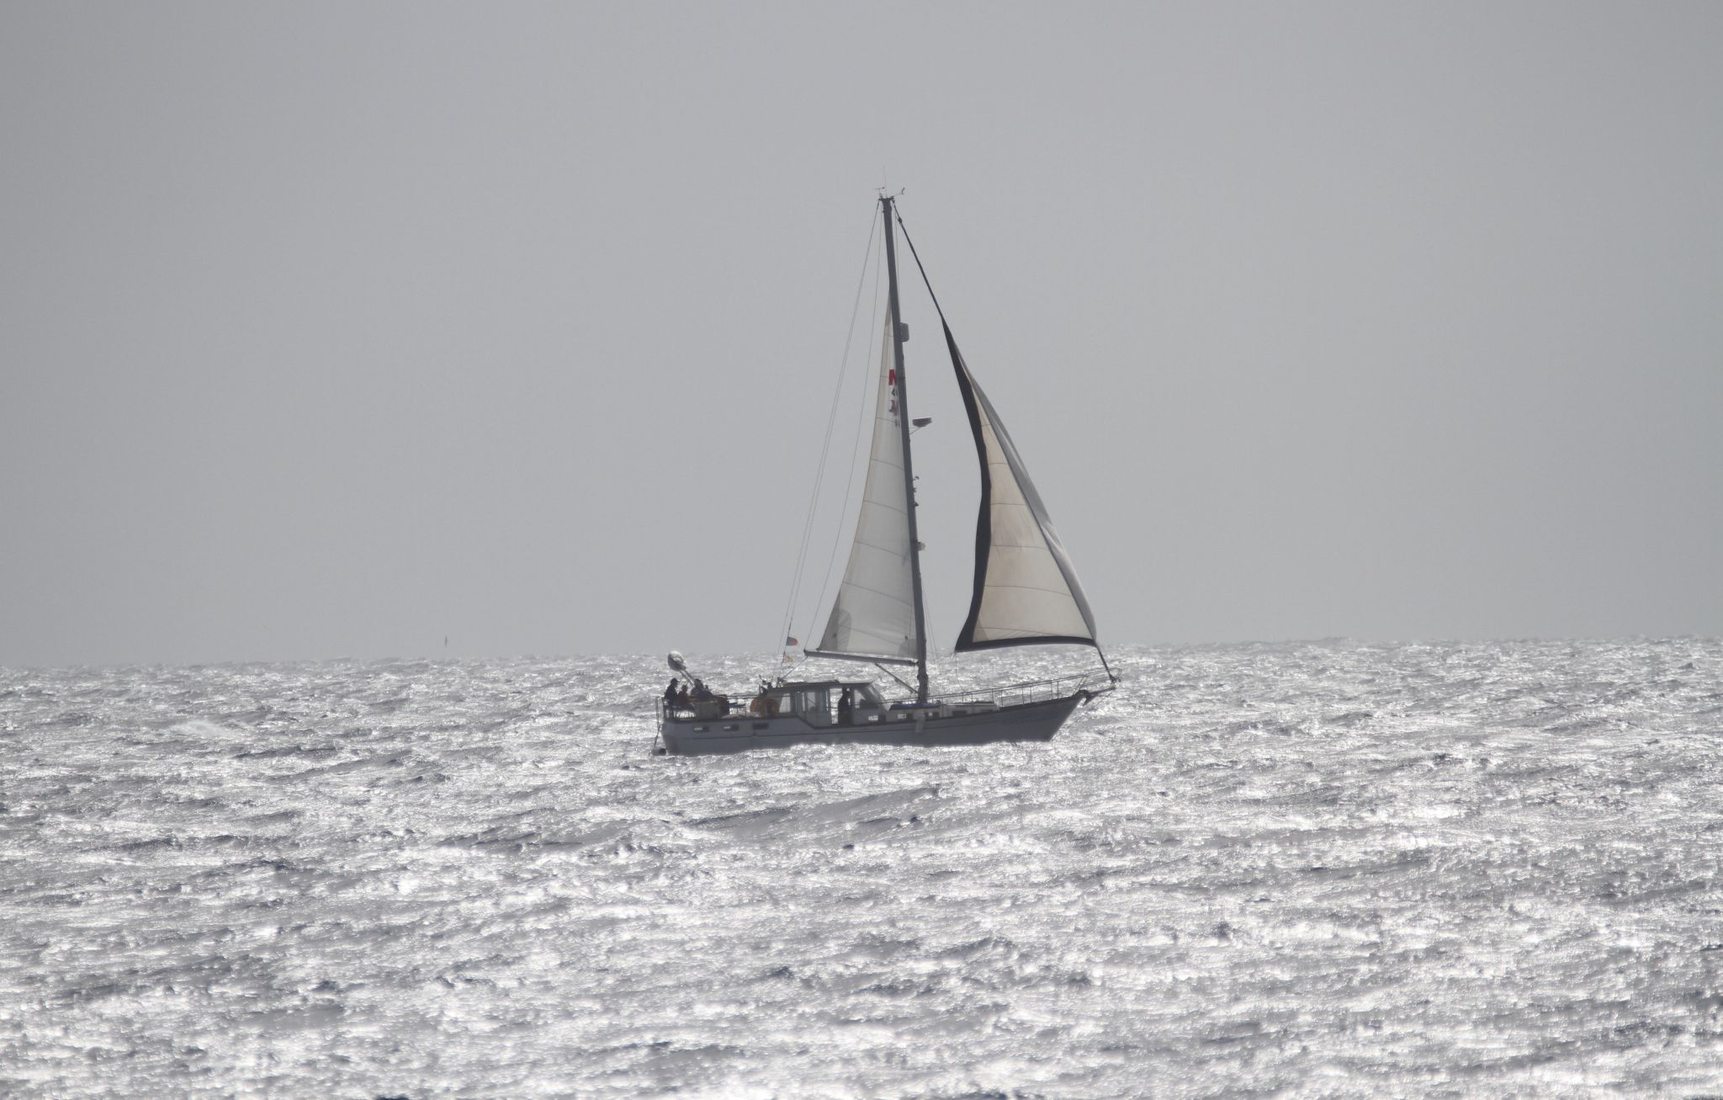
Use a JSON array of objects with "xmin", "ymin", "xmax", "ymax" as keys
[{"xmin": 784, "ymin": 636, "xmax": 799, "ymax": 647}]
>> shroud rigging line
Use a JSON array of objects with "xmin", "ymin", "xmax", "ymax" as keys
[{"xmin": 775, "ymin": 212, "xmax": 880, "ymax": 678}]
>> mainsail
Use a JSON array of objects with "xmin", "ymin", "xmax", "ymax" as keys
[
  {"xmin": 945, "ymin": 325, "xmax": 1099, "ymax": 650},
  {"xmin": 812, "ymin": 311, "xmax": 919, "ymax": 664}
]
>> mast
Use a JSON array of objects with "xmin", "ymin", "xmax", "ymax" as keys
[{"xmin": 881, "ymin": 195, "xmax": 930, "ymax": 703}]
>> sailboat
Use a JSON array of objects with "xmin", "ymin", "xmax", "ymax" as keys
[{"xmin": 656, "ymin": 195, "xmax": 1114, "ymax": 755}]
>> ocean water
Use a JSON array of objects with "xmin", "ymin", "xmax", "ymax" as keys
[{"xmin": 2, "ymin": 639, "xmax": 1721, "ymax": 1097}]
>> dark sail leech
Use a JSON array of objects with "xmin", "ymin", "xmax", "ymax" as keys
[{"xmin": 944, "ymin": 324, "xmax": 1099, "ymax": 652}]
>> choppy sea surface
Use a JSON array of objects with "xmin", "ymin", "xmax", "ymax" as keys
[{"xmin": 3, "ymin": 640, "xmax": 1722, "ymax": 1097}]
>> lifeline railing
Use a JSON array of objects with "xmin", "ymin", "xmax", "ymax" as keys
[{"xmin": 933, "ymin": 671, "xmax": 1114, "ymax": 709}]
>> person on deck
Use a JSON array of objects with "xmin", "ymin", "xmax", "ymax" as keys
[
  {"xmin": 664, "ymin": 679, "xmax": 680, "ymax": 713},
  {"xmin": 838, "ymin": 686, "xmax": 853, "ymax": 725}
]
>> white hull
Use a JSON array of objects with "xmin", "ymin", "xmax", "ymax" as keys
[{"xmin": 657, "ymin": 692, "xmax": 1085, "ymax": 756}]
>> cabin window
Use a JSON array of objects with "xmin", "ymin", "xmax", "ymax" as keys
[{"xmin": 797, "ymin": 689, "xmax": 831, "ymax": 725}]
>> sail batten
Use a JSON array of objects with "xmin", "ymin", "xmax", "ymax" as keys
[{"xmin": 946, "ymin": 323, "xmax": 1099, "ymax": 652}]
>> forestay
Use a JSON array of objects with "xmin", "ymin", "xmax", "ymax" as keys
[
  {"xmin": 813, "ymin": 312, "xmax": 919, "ymax": 663},
  {"xmin": 946, "ymin": 325, "xmax": 1099, "ymax": 650}
]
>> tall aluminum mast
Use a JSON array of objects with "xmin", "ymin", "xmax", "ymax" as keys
[{"xmin": 880, "ymin": 195, "xmax": 930, "ymax": 703}]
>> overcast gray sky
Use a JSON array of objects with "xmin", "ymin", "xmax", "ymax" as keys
[{"xmin": 3, "ymin": 2, "xmax": 1720, "ymax": 667}]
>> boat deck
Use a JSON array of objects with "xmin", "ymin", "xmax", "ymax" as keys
[{"xmin": 655, "ymin": 673, "xmax": 1108, "ymax": 756}]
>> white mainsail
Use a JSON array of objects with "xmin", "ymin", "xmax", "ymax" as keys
[
  {"xmin": 814, "ymin": 311, "xmax": 918, "ymax": 663},
  {"xmin": 946, "ymin": 326, "xmax": 1099, "ymax": 650}
]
